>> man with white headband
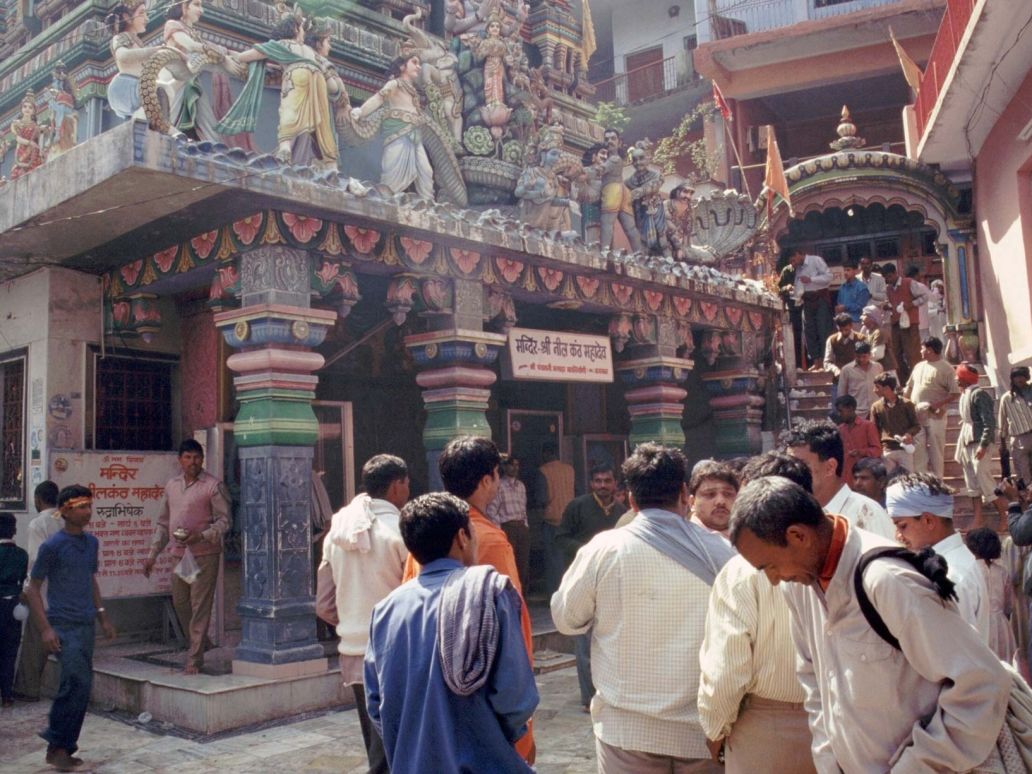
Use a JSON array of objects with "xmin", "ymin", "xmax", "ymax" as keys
[{"xmin": 887, "ymin": 473, "xmax": 989, "ymax": 643}]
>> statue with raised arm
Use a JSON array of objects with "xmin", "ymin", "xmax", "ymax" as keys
[
  {"xmin": 579, "ymin": 143, "xmax": 608, "ymax": 244},
  {"xmin": 663, "ymin": 184, "xmax": 695, "ymax": 260},
  {"xmin": 218, "ymin": 11, "xmax": 344, "ymax": 171},
  {"xmin": 45, "ymin": 62, "xmax": 79, "ymax": 160},
  {"xmin": 400, "ymin": 9, "xmax": 463, "ymax": 146},
  {"xmin": 626, "ymin": 143, "xmax": 666, "ymax": 255},
  {"xmin": 139, "ymin": 0, "xmax": 245, "ymax": 138},
  {"xmin": 105, "ymin": 1, "xmax": 162, "ymax": 121}
]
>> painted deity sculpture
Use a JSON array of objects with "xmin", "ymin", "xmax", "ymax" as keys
[
  {"xmin": 45, "ymin": 62, "xmax": 79, "ymax": 160},
  {"xmin": 578, "ymin": 142, "xmax": 607, "ymax": 244},
  {"xmin": 470, "ymin": 15, "xmax": 515, "ymax": 142},
  {"xmin": 663, "ymin": 184, "xmax": 695, "ymax": 261},
  {"xmin": 599, "ymin": 128, "xmax": 643, "ymax": 253},
  {"xmin": 9, "ymin": 92, "xmax": 47, "ymax": 180},
  {"xmin": 219, "ymin": 13, "xmax": 345, "ymax": 171},
  {"xmin": 626, "ymin": 145, "xmax": 666, "ymax": 255},
  {"xmin": 105, "ymin": 1, "xmax": 160, "ymax": 120},
  {"xmin": 515, "ymin": 144, "xmax": 565, "ymax": 231},
  {"xmin": 401, "ymin": 9, "xmax": 463, "ymax": 145}
]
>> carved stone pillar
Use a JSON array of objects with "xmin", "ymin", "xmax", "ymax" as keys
[
  {"xmin": 701, "ymin": 369, "xmax": 766, "ymax": 458},
  {"xmin": 941, "ymin": 227, "xmax": 982, "ymax": 364},
  {"xmin": 403, "ymin": 278, "xmax": 505, "ymax": 489},
  {"xmin": 214, "ymin": 245, "xmax": 337, "ymax": 676},
  {"xmin": 615, "ymin": 317, "xmax": 693, "ymax": 448}
]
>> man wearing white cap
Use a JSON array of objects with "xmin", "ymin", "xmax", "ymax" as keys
[
  {"xmin": 859, "ymin": 304, "xmax": 895, "ymax": 373},
  {"xmin": 887, "ymin": 473, "xmax": 990, "ymax": 643}
]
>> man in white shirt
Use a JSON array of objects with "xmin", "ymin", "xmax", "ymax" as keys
[
  {"xmin": 787, "ymin": 249, "xmax": 833, "ymax": 370},
  {"xmin": 784, "ymin": 420, "xmax": 896, "ymax": 538},
  {"xmin": 552, "ymin": 443, "xmax": 732, "ymax": 773},
  {"xmin": 887, "ymin": 473, "xmax": 990, "ymax": 643},
  {"xmin": 858, "ymin": 256, "xmax": 887, "ymax": 304},
  {"xmin": 698, "ymin": 452, "xmax": 815, "ymax": 774},
  {"xmin": 316, "ymin": 455, "xmax": 409, "ymax": 774},
  {"xmin": 903, "ymin": 336, "xmax": 959, "ymax": 477},
  {"xmin": 729, "ymin": 476, "xmax": 1009, "ymax": 774},
  {"xmin": 905, "ymin": 265, "xmax": 932, "ymax": 338},
  {"xmin": 12, "ymin": 481, "xmax": 62, "ymax": 701}
]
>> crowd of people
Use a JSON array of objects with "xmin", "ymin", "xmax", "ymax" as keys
[{"xmin": 4, "ymin": 379, "xmax": 1032, "ymax": 771}]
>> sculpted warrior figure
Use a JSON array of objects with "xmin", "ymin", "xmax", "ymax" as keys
[
  {"xmin": 354, "ymin": 55, "xmax": 435, "ymax": 198},
  {"xmin": 599, "ymin": 128, "xmax": 643, "ymax": 253},
  {"xmin": 219, "ymin": 12, "xmax": 345, "ymax": 170},
  {"xmin": 663, "ymin": 184, "xmax": 695, "ymax": 260},
  {"xmin": 515, "ymin": 140, "xmax": 566, "ymax": 232},
  {"xmin": 400, "ymin": 9, "xmax": 462, "ymax": 145},
  {"xmin": 105, "ymin": 1, "xmax": 161, "ymax": 120},
  {"xmin": 578, "ymin": 143, "xmax": 607, "ymax": 244},
  {"xmin": 9, "ymin": 92, "xmax": 47, "ymax": 180},
  {"xmin": 625, "ymin": 145, "xmax": 666, "ymax": 255},
  {"xmin": 45, "ymin": 62, "xmax": 79, "ymax": 160}
]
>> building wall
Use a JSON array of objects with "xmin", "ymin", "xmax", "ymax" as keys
[
  {"xmin": 611, "ymin": 1, "xmax": 695, "ymax": 74},
  {"xmin": 974, "ymin": 68, "xmax": 1032, "ymax": 383}
]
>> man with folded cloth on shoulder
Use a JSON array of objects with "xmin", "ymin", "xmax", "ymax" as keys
[{"xmin": 364, "ymin": 492, "xmax": 538, "ymax": 773}]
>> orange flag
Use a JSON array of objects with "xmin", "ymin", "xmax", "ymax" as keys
[
  {"xmin": 764, "ymin": 125, "xmax": 793, "ymax": 216},
  {"xmin": 889, "ymin": 26, "xmax": 923, "ymax": 94}
]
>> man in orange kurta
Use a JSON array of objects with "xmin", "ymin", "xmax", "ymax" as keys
[{"xmin": 402, "ymin": 436, "xmax": 536, "ymax": 763}]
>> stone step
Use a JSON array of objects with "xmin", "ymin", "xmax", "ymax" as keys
[{"xmin": 532, "ymin": 648, "xmax": 577, "ymax": 675}]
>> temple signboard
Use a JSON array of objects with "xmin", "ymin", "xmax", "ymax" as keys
[
  {"xmin": 507, "ymin": 328, "xmax": 614, "ymax": 383},
  {"xmin": 49, "ymin": 451, "xmax": 179, "ymax": 597}
]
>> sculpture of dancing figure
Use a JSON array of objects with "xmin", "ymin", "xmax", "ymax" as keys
[
  {"xmin": 45, "ymin": 62, "xmax": 79, "ymax": 161},
  {"xmin": 139, "ymin": 0, "xmax": 244, "ymax": 138},
  {"xmin": 105, "ymin": 1, "xmax": 161, "ymax": 121},
  {"xmin": 663, "ymin": 184, "xmax": 694, "ymax": 260},
  {"xmin": 599, "ymin": 128, "xmax": 643, "ymax": 253},
  {"xmin": 626, "ymin": 144, "xmax": 666, "ymax": 255},
  {"xmin": 218, "ymin": 12, "xmax": 345, "ymax": 171},
  {"xmin": 9, "ymin": 91, "xmax": 48, "ymax": 180},
  {"xmin": 400, "ymin": 9, "xmax": 462, "ymax": 145}
]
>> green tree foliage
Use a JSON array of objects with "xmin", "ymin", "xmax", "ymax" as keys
[
  {"xmin": 653, "ymin": 100, "xmax": 718, "ymax": 180},
  {"xmin": 592, "ymin": 102, "xmax": 631, "ymax": 133}
]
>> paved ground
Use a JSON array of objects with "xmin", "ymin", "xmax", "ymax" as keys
[{"xmin": 0, "ymin": 665, "xmax": 596, "ymax": 773}]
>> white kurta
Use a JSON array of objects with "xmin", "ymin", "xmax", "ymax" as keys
[
  {"xmin": 933, "ymin": 532, "xmax": 991, "ymax": 644},
  {"xmin": 783, "ymin": 524, "xmax": 1009, "ymax": 773},
  {"xmin": 825, "ymin": 484, "xmax": 896, "ymax": 540}
]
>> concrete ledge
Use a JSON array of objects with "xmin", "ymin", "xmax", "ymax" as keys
[
  {"xmin": 91, "ymin": 649, "xmax": 348, "ymax": 736},
  {"xmin": 232, "ymin": 657, "xmax": 328, "ymax": 680}
]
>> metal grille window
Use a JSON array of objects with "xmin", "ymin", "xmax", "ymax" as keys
[
  {"xmin": 0, "ymin": 351, "xmax": 26, "ymax": 508},
  {"xmin": 95, "ymin": 355, "xmax": 173, "ymax": 451}
]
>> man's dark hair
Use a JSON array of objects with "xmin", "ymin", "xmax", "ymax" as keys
[
  {"xmin": 834, "ymin": 313, "xmax": 853, "ymax": 328},
  {"xmin": 834, "ymin": 394, "xmax": 857, "ymax": 410},
  {"xmin": 729, "ymin": 476, "xmax": 824, "ymax": 546},
  {"xmin": 843, "ymin": 259, "xmax": 859, "ymax": 270},
  {"xmin": 781, "ymin": 420, "xmax": 844, "ymax": 478},
  {"xmin": 0, "ymin": 512, "xmax": 15, "ymax": 539},
  {"xmin": 874, "ymin": 372, "xmax": 898, "ymax": 391},
  {"xmin": 1011, "ymin": 366, "xmax": 1031, "ymax": 396},
  {"xmin": 541, "ymin": 441, "xmax": 559, "ymax": 458},
  {"xmin": 688, "ymin": 460, "xmax": 739, "ymax": 495},
  {"xmin": 921, "ymin": 336, "xmax": 943, "ymax": 354},
  {"xmin": 57, "ymin": 484, "xmax": 92, "ymax": 507},
  {"xmin": 965, "ymin": 527, "xmax": 1002, "ymax": 563},
  {"xmin": 621, "ymin": 443, "xmax": 687, "ymax": 509},
  {"xmin": 603, "ymin": 127, "xmax": 621, "ymax": 138},
  {"xmin": 882, "ymin": 263, "xmax": 898, "ymax": 276},
  {"xmin": 853, "ymin": 456, "xmax": 887, "ymax": 481},
  {"xmin": 854, "ymin": 341, "xmax": 871, "ymax": 355},
  {"xmin": 362, "ymin": 454, "xmax": 408, "ymax": 499},
  {"xmin": 178, "ymin": 439, "xmax": 203, "ymax": 457},
  {"xmin": 34, "ymin": 480, "xmax": 58, "ymax": 508},
  {"xmin": 399, "ymin": 493, "xmax": 470, "ymax": 565},
  {"xmin": 439, "ymin": 435, "xmax": 501, "ymax": 499},
  {"xmin": 589, "ymin": 462, "xmax": 615, "ymax": 479},
  {"xmin": 905, "ymin": 264, "xmax": 921, "ymax": 279},
  {"xmin": 739, "ymin": 451, "xmax": 813, "ymax": 492},
  {"xmin": 891, "ymin": 471, "xmax": 955, "ymax": 498}
]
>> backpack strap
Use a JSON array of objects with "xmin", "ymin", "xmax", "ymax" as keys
[{"xmin": 853, "ymin": 546, "xmax": 959, "ymax": 651}]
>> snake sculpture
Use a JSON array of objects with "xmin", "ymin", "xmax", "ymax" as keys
[{"xmin": 139, "ymin": 45, "xmax": 232, "ymax": 136}]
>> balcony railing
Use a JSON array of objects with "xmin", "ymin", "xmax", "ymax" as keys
[
  {"xmin": 913, "ymin": 0, "xmax": 976, "ymax": 139},
  {"xmin": 592, "ymin": 51, "xmax": 699, "ymax": 107},
  {"xmin": 696, "ymin": 0, "xmax": 907, "ymax": 43}
]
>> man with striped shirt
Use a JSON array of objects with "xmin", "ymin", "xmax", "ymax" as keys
[
  {"xmin": 999, "ymin": 366, "xmax": 1032, "ymax": 485},
  {"xmin": 698, "ymin": 452, "xmax": 816, "ymax": 774}
]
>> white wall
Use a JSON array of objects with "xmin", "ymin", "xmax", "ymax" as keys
[{"xmin": 612, "ymin": 1, "xmax": 696, "ymax": 74}]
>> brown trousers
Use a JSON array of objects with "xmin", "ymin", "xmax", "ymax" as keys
[
  {"xmin": 171, "ymin": 552, "xmax": 220, "ymax": 668},
  {"xmin": 725, "ymin": 696, "xmax": 816, "ymax": 774},
  {"xmin": 595, "ymin": 738, "xmax": 722, "ymax": 774}
]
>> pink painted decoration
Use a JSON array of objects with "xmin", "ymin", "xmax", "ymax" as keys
[
  {"xmin": 283, "ymin": 213, "xmax": 323, "ymax": 243},
  {"xmin": 400, "ymin": 237, "xmax": 433, "ymax": 264},
  {"xmin": 344, "ymin": 225, "xmax": 380, "ymax": 254},
  {"xmin": 232, "ymin": 214, "xmax": 262, "ymax": 245}
]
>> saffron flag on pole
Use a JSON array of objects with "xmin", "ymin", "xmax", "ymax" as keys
[
  {"xmin": 889, "ymin": 26, "xmax": 923, "ymax": 94},
  {"xmin": 581, "ymin": 0, "xmax": 598, "ymax": 64},
  {"xmin": 764, "ymin": 124, "xmax": 793, "ymax": 216},
  {"xmin": 712, "ymin": 81, "xmax": 732, "ymax": 122}
]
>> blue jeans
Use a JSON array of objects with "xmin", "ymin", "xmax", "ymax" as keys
[
  {"xmin": 541, "ymin": 521, "xmax": 564, "ymax": 596},
  {"xmin": 575, "ymin": 632, "xmax": 594, "ymax": 706},
  {"xmin": 40, "ymin": 621, "xmax": 95, "ymax": 754}
]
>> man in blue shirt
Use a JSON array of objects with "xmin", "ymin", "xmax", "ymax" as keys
[
  {"xmin": 365, "ymin": 492, "xmax": 538, "ymax": 773},
  {"xmin": 23, "ymin": 484, "xmax": 116, "ymax": 772},
  {"xmin": 835, "ymin": 259, "xmax": 871, "ymax": 324}
]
